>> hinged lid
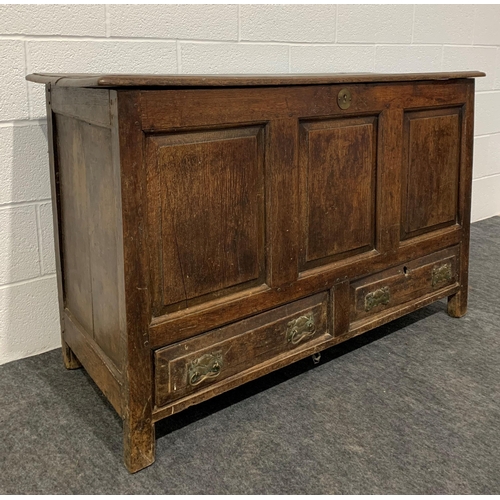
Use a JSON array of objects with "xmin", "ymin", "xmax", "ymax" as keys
[{"xmin": 26, "ymin": 71, "xmax": 485, "ymax": 88}]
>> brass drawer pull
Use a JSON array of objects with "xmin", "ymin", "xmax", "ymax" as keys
[
  {"xmin": 365, "ymin": 287, "xmax": 390, "ymax": 312},
  {"xmin": 286, "ymin": 313, "xmax": 316, "ymax": 345},
  {"xmin": 432, "ymin": 263, "xmax": 452, "ymax": 287},
  {"xmin": 188, "ymin": 352, "xmax": 223, "ymax": 386}
]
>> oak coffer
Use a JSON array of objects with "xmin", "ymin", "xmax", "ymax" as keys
[{"xmin": 27, "ymin": 71, "xmax": 485, "ymax": 472}]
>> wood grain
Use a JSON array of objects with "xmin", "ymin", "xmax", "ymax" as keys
[
  {"xmin": 350, "ymin": 247, "xmax": 459, "ymax": 322},
  {"xmin": 449, "ymin": 80, "xmax": 475, "ymax": 317},
  {"xmin": 116, "ymin": 91, "xmax": 155, "ymax": 473},
  {"xmin": 155, "ymin": 292, "xmax": 330, "ymax": 407},
  {"xmin": 34, "ymin": 72, "xmax": 479, "ymax": 473},
  {"xmin": 45, "ymin": 84, "xmax": 81, "ymax": 370},
  {"xmin": 300, "ymin": 116, "xmax": 377, "ymax": 268},
  {"xmin": 26, "ymin": 71, "xmax": 485, "ymax": 88},
  {"xmin": 146, "ymin": 127, "xmax": 266, "ymax": 313},
  {"xmin": 402, "ymin": 107, "xmax": 462, "ymax": 240}
]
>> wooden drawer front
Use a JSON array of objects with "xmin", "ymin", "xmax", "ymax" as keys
[
  {"xmin": 351, "ymin": 248, "xmax": 459, "ymax": 323},
  {"xmin": 154, "ymin": 292, "xmax": 330, "ymax": 408}
]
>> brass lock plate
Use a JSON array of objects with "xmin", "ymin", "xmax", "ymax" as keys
[{"xmin": 338, "ymin": 88, "xmax": 352, "ymax": 110}]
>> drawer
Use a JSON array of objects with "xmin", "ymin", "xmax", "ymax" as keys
[
  {"xmin": 154, "ymin": 292, "xmax": 331, "ymax": 408},
  {"xmin": 350, "ymin": 247, "xmax": 458, "ymax": 323}
]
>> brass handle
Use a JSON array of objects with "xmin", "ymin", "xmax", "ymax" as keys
[
  {"xmin": 432, "ymin": 263, "xmax": 452, "ymax": 287},
  {"xmin": 365, "ymin": 287, "xmax": 390, "ymax": 312},
  {"xmin": 188, "ymin": 352, "xmax": 223, "ymax": 386},
  {"xmin": 286, "ymin": 313, "xmax": 316, "ymax": 345}
]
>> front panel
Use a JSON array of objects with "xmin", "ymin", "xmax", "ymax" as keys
[
  {"xmin": 299, "ymin": 115, "xmax": 378, "ymax": 270},
  {"xmin": 146, "ymin": 126, "xmax": 266, "ymax": 315},
  {"xmin": 140, "ymin": 80, "xmax": 472, "ymax": 347},
  {"xmin": 401, "ymin": 107, "xmax": 462, "ymax": 240}
]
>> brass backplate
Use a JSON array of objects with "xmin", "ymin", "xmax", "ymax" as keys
[
  {"xmin": 365, "ymin": 286, "xmax": 390, "ymax": 312},
  {"xmin": 432, "ymin": 263, "xmax": 452, "ymax": 287},
  {"xmin": 338, "ymin": 88, "xmax": 352, "ymax": 110},
  {"xmin": 286, "ymin": 313, "xmax": 316, "ymax": 345},
  {"xmin": 188, "ymin": 351, "xmax": 223, "ymax": 386}
]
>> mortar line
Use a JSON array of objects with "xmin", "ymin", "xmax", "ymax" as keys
[{"xmin": 0, "ymin": 274, "xmax": 56, "ymax": 291}]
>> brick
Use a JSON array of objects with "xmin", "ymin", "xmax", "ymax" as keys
[
  {"xmin": 442, "ymin": 47, "xmax": 497, "ymax": 92},
  {"xmin": 473, "ymin": 134, "xmax": 500, "ymax": 180},
  {"xmin": 0, "ymin": 277, "xmax": 59, "ymax": 365},
  {"xmin": 291, "ymin": 45, "xmax": 375, "ymax": 73},
  {"xmin": 28, "ymin": 82, "xmax": 47, "ymax": 120},
  {"xmin": 495, "ymin": 49, "xmax": 500, "ymax": 91},
  {"xmin": 180, "ymin": 43, "xmax": 288, "ymax": 74},
  {"xmin": 471, "ymin": 175, "xmax": 500, "ymax": 222},
  {"xmin": 27, "ymin": 40, "xmax": 177, "ymax": 75},
  {"xmin": 375, "ymin": 45, "xmax": 442, "ymax": 73},
  {"xmin": 0, "ymin": 5, "xmax": 105, "ymax": 36},
  {"xmin": 39, "ymin": 203, "xmax": 56, "ymax": 275},
  {"xmin": 240, "ymin": 5, "xmax": 336, "ymax": 43},
  {"xmin": 0, "ymin": 41, "xmax": 29, "ymax": 121},
  {"xmin": 0, "ymin": 206, "xmax": 40, "ymax": 286},
  {"xmin": 108, "ymin": 5, "xmax": 237, "ymax": 40},
  {"xmin": 337, "ymin": 5, "xmax": 413, "ymax": 44},
  {"xmin": 475, "ymin": 92, "xmax": 500, "ymax": 136},
  {"xmin": 0, "ymin": 125, "xmax": 50, "ymax": 205},
  {"xmin": 413, "ymin": 5, "xmax": 475, "ymax": 44},
  {"xmin": 27, "ymin": 39, "xmax": 177, "ymax": 117},
  {"xmin": 473, "ymin": 5, "xmax": 500, "ymax": 46}
]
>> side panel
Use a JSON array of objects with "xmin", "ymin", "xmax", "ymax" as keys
[{"xmin": 53, "ymin": 87, "xmax": 126, "ymax": 374}]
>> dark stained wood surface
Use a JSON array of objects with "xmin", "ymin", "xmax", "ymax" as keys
[
  {"xmin": 350, "ymin": 247, "xmax": 458, "ymax": 323},
  {"xmin": 117, "ymin": 91, "xmax": 156, "ymax": 473},
  {"xmin": 146, "ymin": 127, "xmax": 266, "ymax": 313},
  {"xmin": 300, "ymin": 116, "xmax": 377, "ymax": 267},
  {"xmin": 152, "ymin": 280, "xmax": 460, "ymax": 423},
  {"xmin": 139, "ymin": 81, "xmax": 471, "ymax": 130},
  {"xmin": 26, "ymin": 71, "xmax": 485, "ymax": 88},
  {"xmin": 448, "ymin": 81, "xmax": 475, "ymax": 318},
  {"xmin": 402, "ymin": 107, "xmax": 461, "ymax": 240},
  {"xmin": 150, "ymin": 224, "xmax": 464, "ymax": 348},
  {"xmin": 39, "ymin": 72, "xmax": 478, "ymax": 473},
  {"xmin": 155, "ymin": 292, "xmax": 330, "ymax": 407}
]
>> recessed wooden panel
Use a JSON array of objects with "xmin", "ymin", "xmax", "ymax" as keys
[
  {"xmin": 401, "ymin": 108, "xmax": 461, "ymax": 240},
  {"xmin": 147, "ymin": 126, "xmax": 266, "ymax": 314},
  {"xmin": 299, "ymin": 116, "xmax": 377, "ymax": 270},
  {"xmin": 55, "ymin": 112, "xmax": 124, "ymax": 370}
]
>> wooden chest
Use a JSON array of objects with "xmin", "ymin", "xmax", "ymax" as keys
[{"xmin": 27, "ymin": 71, "xmax": 484, "ymax": 472}]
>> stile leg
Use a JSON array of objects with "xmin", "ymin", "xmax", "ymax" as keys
[
  {"xmin": 447, "ymin": 289, "xmax": 468, "ymax": 318},
  {"xmin": 62, "ymin": 338, "xmax": 82, "ymax": 369},
  {"xmin": 123, "ymin": 416, "xmax": 156, "ymax": 473}
]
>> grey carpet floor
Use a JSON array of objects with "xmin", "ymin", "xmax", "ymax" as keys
[{"xmin": 1, "ymin": 217, "xmax": 499, "ymax": 494}]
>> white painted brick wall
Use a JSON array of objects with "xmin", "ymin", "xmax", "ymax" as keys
[
  {"xmin": 240, "ymin": 5, "xmax": 337, "ymax": 43},
  {"xmin": 180, "ymin": 42, "xmax": 289, "ymax": 73},
  {"xmin": 337, "ymin": 5, "xmax": 414, "ymax": 44},
  {"xmin": 0, "ymin": 5, "xmax": 499, "ymax": 365},
  {"xmin": 290, "ymin": 45, "xmax": 375, "ymax": 73},
  {"xmin": 413, "ymin": 5, "xmax": 476, "ymax": 45},
  {"xmin": 108, "ymin": 5, "xmax": 238, "ymax": 40}
]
